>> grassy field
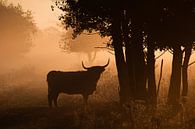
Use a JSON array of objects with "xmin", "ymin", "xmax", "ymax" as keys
[{"xmin": 1, "ymin": 67, "xmax": 195, "ymax": 129}]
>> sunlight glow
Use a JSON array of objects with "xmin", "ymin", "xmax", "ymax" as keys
[{"xmin": 9, "ymin": 0, "xmax": 60, "ymax": 29}]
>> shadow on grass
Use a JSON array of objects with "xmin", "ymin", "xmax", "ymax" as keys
[
  {"xmin": 0, "ymin": 106, "xmax": 80, "ymax": 129},
  {"xmin": 0, "ymin": 102, "xmax": 122, "ymax": 129}
]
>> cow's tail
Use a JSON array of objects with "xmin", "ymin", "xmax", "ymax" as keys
[
  {"xmin": 47, "ymin": 81, "xmax": 53, "ymax": 107},
  {"xmin": 46, "ymin": 72, "xmax": 50, "ymax": 82},
  {"xmin": 46, "ymin": 72, "xmax": 53, "ymax": 93},
  {"xmin": 46, "ymin": 71, "xmax": 53, "ymax": 107}
]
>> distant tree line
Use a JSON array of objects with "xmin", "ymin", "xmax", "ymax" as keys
[
  {"xmin": 53, "ymin": 0, "xmax": 195, "ymax": 105},
  {"xmin": 0, "ymin": 0, "xmax": 36, "ymax": 59},
  {"xmin": 61, "ymin": 29, "xmax": 109, "ymax": 62}
]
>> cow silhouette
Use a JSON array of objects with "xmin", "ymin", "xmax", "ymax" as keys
[{"xmin": 47, "ymin": 59, "xmax": 110, "ymax": 107}]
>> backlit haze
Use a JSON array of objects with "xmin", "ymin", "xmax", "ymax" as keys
[
  {"xmin": 0, "ymin": 0, "xmax": 118, "ymax": 110},
  {"xmin": 1, "ymin": 1, "xmax": 195, "ymax": 129},
  {"xmin": 10, "ymin": 0, "xmax": 60, "ymax": 29},
  {"xmin": 2, "ymin": 0, "xmax": 111, "ymax": 75},
  {"xmin": 3, "ymin": 0, "xmax": 195, "ymax": 88}
]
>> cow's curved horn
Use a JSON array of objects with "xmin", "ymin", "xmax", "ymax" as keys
[
  {"xmin": 102, "ymin": 59, "xmax": 110, "ymax": 68},
  {"xmin": 82, "ymin": 61, "xmax": 90, "ymax": 69}
]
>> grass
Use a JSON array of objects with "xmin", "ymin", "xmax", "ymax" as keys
[{"xmin": 0, "ymin": 68, "xmax": 195, "ymax": 129}]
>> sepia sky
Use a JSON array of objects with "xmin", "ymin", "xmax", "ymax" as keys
[{"xmin": 9, "ymin": 0, "xmax": 60, "ymax": 29}]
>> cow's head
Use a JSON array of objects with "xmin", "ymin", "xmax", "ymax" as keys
[{"xmin": 82, "ymin": 59, "xmax": 110, "ymax": 73}]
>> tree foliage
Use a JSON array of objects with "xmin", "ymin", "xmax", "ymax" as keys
[
  {"xmin": 54, "ymin": 0, "xmax": 195, "ymax": 104},
  {"xmin": 0, "ymin": 0, "xmax": 36, "ymax": 59}
]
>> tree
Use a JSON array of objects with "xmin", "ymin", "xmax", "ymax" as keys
[
  {"xmin": 0, "ymin": 1, "xmax": 36, "ymax": 60},
  {"xmin": 61, "ymin": 29, "xmax": 109, "ymax": 62},
  {"xmin": 53, "ymin": 0, "xmax": 195, "ymax": 105},
  {"xmin": 163, "ymin": 0, "xmax": 195, "ymax": 104},
  {"xmin": 53, "ymin": 0, "xmax": 133, "ymax": 103},
  {"xmin": 54, "ymin": 0, "xmax": 153, "ymax": 103},
  {"xmin": 182, "ymin": 44, "xmax": 192, "ymax": 96},
  {"xmin": 146, "ymin": 0, "xmax": 195, "ymax": 104}
]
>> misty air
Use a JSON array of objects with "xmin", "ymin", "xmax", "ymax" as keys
[{"xmin": 0, "ymin": 0, "xmax": 195, "ymax": 129}]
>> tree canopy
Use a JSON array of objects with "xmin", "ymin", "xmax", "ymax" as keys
[
  {"xmin": 0, "ymin": 1, "xmax": 36, "ymax": 59},
  {"xmin": 54, "ymin": 0, "xmax": 195, "ymax": 104}
]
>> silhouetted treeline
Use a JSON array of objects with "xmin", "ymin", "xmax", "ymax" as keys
[
  {"xmin": 0, "ymin": 0, "xmax": 36, "ymax": 60},
  {"xmin": 53, "ymin": 0, "xmax": 195, "ymax": 105}
]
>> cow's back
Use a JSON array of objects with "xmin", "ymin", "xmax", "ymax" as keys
[
  {"xmin": 47, "ymin": 70, "xmax": 89, "ymax": 89},
  {"xmin": 47, "ymin": 70, "xmax": 100, "ymax": 95}
]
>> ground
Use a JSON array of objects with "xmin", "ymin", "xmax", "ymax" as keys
[{"xmin": 1, "ymin": 69, "xmax": 195, "ymax": 129}]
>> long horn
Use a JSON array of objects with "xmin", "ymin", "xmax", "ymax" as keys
[
  {"xmin": 102, "ymin": 59, "xmax": 110, "ymax": 68},
  {"xmin": 82, "ymin": 61, "xmax": 90, "ymax": 69}
]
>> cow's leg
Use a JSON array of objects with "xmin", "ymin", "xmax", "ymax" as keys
[
  {"xmin": 82, "ymin": 94, "xmax": 89, "ymax": 105},
  {"xmin": 48, "ymin": 90, "xmax": 56, "ymax": 108},
  {"xmin": 48, "ymin": 86, "xmax": 53, "ymax": 107},
  {"xmin": 53, "ymin": 93, "xmax": 59, "ymax": 107},
  {"xmin": 82, "ymin": 94, "xmax": 89, "ymax": 111},
  {"xmin": 48, "ymin": 94, "xmax": 52, "ymax": 107}
]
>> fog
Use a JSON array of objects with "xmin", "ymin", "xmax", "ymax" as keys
[
  {"xmin": 1, "ymin": 24, "xmax": 195, "ymax": 99},
  {"xmin": 2, "ymin": 25, "xmax": 195, "ymax": 106},
  {"xmin": 1, "ymin": 1, "xmax": 195, "ymax": 129},
  {"xmin": 0, "ymin": 1, "xmax": 117, "ymax": 109},
  {"xmin": 0, "ymin": 1, "xmax": 119, "ymax": 110},
  {"xmin": 2, "ymin": 26, "xmax": 195, "ymax": 128},
  {"xmin": 0, "ymin": 23, "xmax": 119, "ymax": 109}
]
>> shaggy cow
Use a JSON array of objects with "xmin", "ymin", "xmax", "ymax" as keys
[{"xmin": 46, "ymin": 59, "xmax": 109, "ymax": 107}]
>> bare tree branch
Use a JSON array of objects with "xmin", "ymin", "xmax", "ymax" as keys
[
  {"xmin": 188, "ymin": 61, "xmax": 195, "ymax": 67},
  {"xmin": 94, "ymin": 46, "xmax": 114, "ymax": 51},
  {"xmin": 157, "ymin": 59, "xmax": 163, "ymax": 96},
  {"xmin": 94, "ymin": 46, "xmax": 114, "ymax": 55},
  {"xmin": 107, "ymin": 51, "xmax": 114, "ymax": 55},
  {"xmin": 82, "ymin": 32, "xmax": 99, "ymax": 35},
  {"xmin": 155, "ymin": 50, "xmax": 167, "ymax": 60}
]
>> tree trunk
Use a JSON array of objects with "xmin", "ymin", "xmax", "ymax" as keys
[
  {"xmin": 182, "ymin": 45, "xmax": 192, "ymax": 96},
  {"xmin": 122, "ymin": 10, "xmax": 135, "ymax": 98},
  {"xmin": 131, "ymin": 18, "xmax": 147, "ymax": 100},
  {"xmin": 168, "ymin": 45, "xmax": 182, "ymax": 104},
  {"xmin": 125, "ymin": 44, "xmax": 136, "ymax": 98},
  {"xmin": 111, "ymin": 10, "xmax": 131, "ymax": 104},
  {"xmin": 147, "ymin": 37, "xmax": 157, "ymax": 104}
]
